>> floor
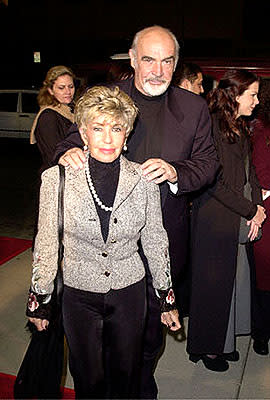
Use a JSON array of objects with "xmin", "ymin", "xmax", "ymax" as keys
[{"xmin": 0, "ymin": 248, "xmax": 269, "ymax": 399}]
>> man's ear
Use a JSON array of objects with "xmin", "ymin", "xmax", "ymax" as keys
[
  {"xmin": 180, "ymin": 79, "xmax": 192, "ymax": 91},
  {"xmin": 129, "ymin": 49, "xmax": 136, "ymax": 69}
]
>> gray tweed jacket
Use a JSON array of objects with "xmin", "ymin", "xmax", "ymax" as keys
[{"xmin": 31, "ymin": 156, "xmax": 171, "ymax": 295}]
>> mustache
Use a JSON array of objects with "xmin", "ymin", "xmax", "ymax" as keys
[{"xmin": 145, "ymin": 77, "xmax": 167, "ymax": 84}]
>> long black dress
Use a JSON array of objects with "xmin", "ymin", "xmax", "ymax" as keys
[{"xmin": 187, "ymin": 113, "xmax": 262, "ymax": 355}]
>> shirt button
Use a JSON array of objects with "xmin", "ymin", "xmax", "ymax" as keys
[
  {"xmin": 111, "ymin": 238, "xmax": 116, "ymax": 243},
  {"xmin": 102, "ymin": 252, "xmax": 108, "ymax": 257},
  {"xmin": 104, "ymin": 271, "xmax": 110, "ymax": 277},
  {"xmin": 114, "ymin": 218, "xmax": 117, "ymax": 224}
]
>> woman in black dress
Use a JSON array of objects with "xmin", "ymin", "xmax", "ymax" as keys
[{"xmin": 187, "ymin": 70, "xmax": 266, "ymax": 371}]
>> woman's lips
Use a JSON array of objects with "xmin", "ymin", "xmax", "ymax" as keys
[{"xmin": 100, "ymin": 148, "xmax": 115, "ymax": 154}]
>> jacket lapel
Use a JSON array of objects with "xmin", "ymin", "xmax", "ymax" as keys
[{"xmin": 113, "ymin": 156, "xmax": 141, "ymax": 211}]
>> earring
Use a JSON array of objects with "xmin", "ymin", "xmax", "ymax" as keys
[
  {"xmin": 123, "ymin": 141, "xmax": 128, "ymax": 152},
  {"xmin": 83, "ymin": 144, "xmax": 88, "ymax": 152}
]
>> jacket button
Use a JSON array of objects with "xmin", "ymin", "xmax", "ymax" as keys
[
  {"xmin": 114, "ymin": 218, "xmax": 117, "ymax": 224},
  {"xmin": 102, "ymin": 252, "xmax": 108, "ymax": 257},
  {"xmin": 104, "ymin": 271, "xmax": 110, "ymax": 277}
]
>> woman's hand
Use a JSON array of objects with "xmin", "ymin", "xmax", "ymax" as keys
[
  {"xmin": 28, "ymin": 317, "xmax": 49, "ymax": 331},
  {"xmin": 59, "ymin": 148, "xmax": 86, "ymax": 170},
  {"xmin": 252, "ymin": 205, "xmax": 266, "ymax": 227},
  {"xmin": 246, "ymin": 219, "xmax": 260, "ymax": 241},
  {"xmin": 161, "ymin": 309, "xmax": 181, "ymax": 331}
]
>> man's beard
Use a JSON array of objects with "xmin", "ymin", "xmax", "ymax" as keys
[{"xmin": 143, "ymin": 79, "xmax": 170, "ymax": 96}]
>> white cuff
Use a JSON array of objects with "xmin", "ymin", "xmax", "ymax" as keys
[{"xmin": 167, "ymin": 181, "xmax": 178, "ymax": 194}]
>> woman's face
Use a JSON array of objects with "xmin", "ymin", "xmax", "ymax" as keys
[
  {"xmin": 81, "ymin": 114, "xmax": 127, "ymax": 163},
  {"xmin": 48, "ymin": 74, "xmax": 75, "ymax": 105},
  {"xmin": 236, "ymin": 81, "xmax": 259, "ymax": 118}
]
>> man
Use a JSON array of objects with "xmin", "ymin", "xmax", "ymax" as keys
[
  {"xmin": 174, "ymin": 62, "xmax": 204, "ymax": 95},
  {"xmin": 54, "ymin": 25, "xmax": 219, "ymax": 398}
]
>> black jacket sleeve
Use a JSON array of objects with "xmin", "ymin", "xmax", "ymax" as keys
[{"xmin": 53, "ymin": 123, "xmax": 84, "ymax": 164}]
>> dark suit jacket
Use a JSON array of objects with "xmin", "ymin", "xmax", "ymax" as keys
[{"xmin": 54, "ymin": 78, "xmax": 219, "ymax": 280}]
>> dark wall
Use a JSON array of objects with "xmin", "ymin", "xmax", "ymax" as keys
[{"xmin": 0, "ymin": 0, "xmax": 269, "ymax": 88}]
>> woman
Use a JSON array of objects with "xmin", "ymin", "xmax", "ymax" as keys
[
  {"xmin": 187, "ymin": 70, "xmax": 266, "ymax": 372},
  {"xmin": 30, "ymin": 65, "xmax": 75, "ymax": 173},
  {"xmin": 251, "ymin": 79, "xmax": 270, "ymax": 355},
  {"xmin": 26, "ymin": 86, "xmax": 180, "ymax": 399}
]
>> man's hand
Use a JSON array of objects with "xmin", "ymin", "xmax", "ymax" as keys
[
  {"xmin": 59, "ymin": 147, "xmax": 86, "ymax": 170},
  {"xmin": 141, "ymin": 158, "xmax": 177, "ymax": 184},
  {"xmin": 28, "ymin": 317, "xmax": 49, "ymax": 331},
  {"xmin": 161, "ymin": 309, "xmax": 181, "ymax": 331}
]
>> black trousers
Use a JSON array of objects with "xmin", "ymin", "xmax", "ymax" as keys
[
  {"xmin": 62, "ymin": 280, "xmax": 146, "ymax": 399},
  {"xmin": 252, "ymin": 289, "xmax": 270, "ymax": 341}
]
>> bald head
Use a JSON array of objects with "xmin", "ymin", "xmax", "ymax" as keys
[{"xmin": 129, "ymin": 26, "xmax": 180, "ymax": 96}]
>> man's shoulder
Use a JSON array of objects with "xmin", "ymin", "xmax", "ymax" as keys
[{"xmin": 168, "ymin": 85, "xmax": 206, "ymax": 106}]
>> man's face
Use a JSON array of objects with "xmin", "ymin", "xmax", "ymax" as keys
[
  {"xmin": 190, "ymin": 72, "xmax": 204, "ymax": 95},
  {"xmin": 129, "ymin": 29, "xmax": 176, "ymax": 97}
]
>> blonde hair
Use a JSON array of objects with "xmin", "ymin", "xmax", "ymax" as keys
[
  {"xmin": 37, "ymin": 65, "xmax": 75, "ymax": 107},
  {"xmin": 75, "ymin": 86, "xmax": 138, "ymax": 135}
]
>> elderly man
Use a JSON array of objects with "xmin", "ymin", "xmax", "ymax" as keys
[
  {"xmin": 54, "ymin": 25, "xmax": 219, "ymax": 399},
  {"xmin": 174, "ymin": 62, "xmax": 204, "ymax": 95}
]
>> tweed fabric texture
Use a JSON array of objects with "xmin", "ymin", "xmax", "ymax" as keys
[{"xmin": 31, "ymin": 156, "xmax": 171, "ymax": 294}]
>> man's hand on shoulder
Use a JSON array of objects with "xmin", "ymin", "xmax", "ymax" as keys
[
  {"xmin": 141, "ymin": 158, "xmax": 177, "ymax": 184},
  {"xmin": 59, "ymin": 148, "xmax": 86, "ymax": 170}
]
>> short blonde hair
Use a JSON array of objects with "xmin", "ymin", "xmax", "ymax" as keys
[{"xmin": 75, "ymin": 86, "xmax": 138, "ymax": 135}]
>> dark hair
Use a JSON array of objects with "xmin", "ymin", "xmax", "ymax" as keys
[
  {"xmin": 173, "ymin": 62, "xmax": 202, "ymax": 86},
  {"xmin": 207, "ymin": 69, "xmax": 259, "ymax": 143},
  {"xmin": 107, "ymin": 61, "xmax": 134, "ymax": 83}
]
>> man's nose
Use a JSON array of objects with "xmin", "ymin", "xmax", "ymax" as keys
[{"xmin": 152, "ymin": 61, "xmax": 163, "ymax": 77}]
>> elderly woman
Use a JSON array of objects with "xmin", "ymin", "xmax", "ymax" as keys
[{"xmin": 26, "ymin": 86, "xmax": 180, "ymax": 399}]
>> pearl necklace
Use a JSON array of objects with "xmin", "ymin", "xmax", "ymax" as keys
[{"xmin": 85, "ymin": 153, "xmax": 113, "ymax": 212}]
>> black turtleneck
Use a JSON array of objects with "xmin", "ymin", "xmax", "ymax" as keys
[
  {"xmin": 126, "ymin": 85, "xmax": 166, "ymax": 163},
  {"xmin": 86, "ymin": 155, "xmax": 120, "ymax": 242}
]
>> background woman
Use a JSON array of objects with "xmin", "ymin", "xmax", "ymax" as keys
[
  {"xmin": 251, "ymin": 79, "xmax": 270, "ymax": 355},
  {"xmin": 187, "ymin": 70, "xmax": 266, "ymax": 371},
  {"xmin": 30, "ymin": 65, "xmax": 76, "ymax": 174},
  {"xmin": 26, "ymin": 86, "xmax": 180, "ymax": 399}
]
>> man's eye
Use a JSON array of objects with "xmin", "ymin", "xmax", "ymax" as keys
[
  {"xmin": 113, "ymin": 127, "xmax": 122, "ymax": 132},
  {"xmin": 93, "ymin": 127, "xmax": 102, "ymax": 132},
  {"xmin": 142, "ymin": 57, "xmax": 152, "ymax": 63}
]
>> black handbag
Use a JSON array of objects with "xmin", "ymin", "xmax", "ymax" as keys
[{"xmin": 14, "ymin": 165, "xmax": 66, "ymax": 399}]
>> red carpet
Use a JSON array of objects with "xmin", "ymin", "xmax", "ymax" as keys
[
  {"xmin": 0, "ymin": 237, "xmax": 32, "ymax": 265},
  {"xmin": 0, "ymin": 372, "xmax": 75, "ymax": 399}
]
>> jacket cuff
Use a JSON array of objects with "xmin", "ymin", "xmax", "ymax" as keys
[
  {"xmin": 156, "ymin": 288, "xmax": 176, "ymax": 312},
  {"xmin": 26, "ymin": 290, "xmax": 52, "ymax": 320}
]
